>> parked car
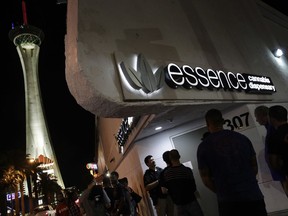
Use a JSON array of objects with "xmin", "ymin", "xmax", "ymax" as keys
[{"xmin": 33, "ymin": 205, "xmax": 56, "ymax": 216}]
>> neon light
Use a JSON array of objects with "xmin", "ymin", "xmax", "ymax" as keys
[{"xmin": 22, "ymin": 0, "xmax": 28, "ymax": 25}]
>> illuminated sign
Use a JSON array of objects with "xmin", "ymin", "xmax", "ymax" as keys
[
  {"xmin": 86, "ymin": 163, "xmax": 98, "ymax": 170},
  {"xmin": 115, "ymin": 117, "xmax": 139, "ymax": 153},
  {"xmin": 6, "ymin": 192, "xmax": 21, "ymax": 201},
  {"xmin": 116, "ymin": 117, "xmax": 133, "ymax": 146},
  {"xmin": 244, "ymin": 74, "xmax": 276, "ymax": 93},
  {"xmin": 119, "ymin": 54, "xmax": 276, "ymax": 95},
  {"xmin": 165, "ymin": 63, "xmax": 276, "ymax": 94}
]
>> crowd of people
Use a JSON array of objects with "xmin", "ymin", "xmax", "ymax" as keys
[
  {"xmin": 67, "ymin": 105, "xmax": 288, "ymax": 216},
  {"xmin": 77, "ymin": 171, "xmax": 142, "ymax": 216},
  {"xmin": 143, "ymin": 105, "xmax": 288, "ymax": 216},
  {"xmin": 254, "ymin": 105, "xmax": 288, "ymax": 195},
  {"xmin": 143, "ymin": 151, "xmax": 204, "ymax": 216}
]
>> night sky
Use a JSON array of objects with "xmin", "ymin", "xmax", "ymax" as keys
[
  {"xmin": 1, "ymin": 0, "xmax": 95, "ymax": 191},
  {"xmin": 262, "ymin": 0, "xmax": 288, "ymax": 16}
]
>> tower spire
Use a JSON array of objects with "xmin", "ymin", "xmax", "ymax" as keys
[{"xmin": 22, "ymin": 0, "xmax": 28, "ymax": 25}]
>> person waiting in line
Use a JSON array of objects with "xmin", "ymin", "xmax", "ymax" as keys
[
  {"xmin": 143, "ymin": 155, "xmax": 170, "ymax": 216},
  {"xmin": 110, "ymin": 171, "xmax": 131, "ymax": 216},
  {"xmin": 197, "ymin": 108, "xmax": 267, "ymax": 216},
  {"xmin": 161, "ymin": 149, "xmax": 203, "ymax": 216},
  {"xmin": 267, "ymin": 105, "xmax": 288, "ymax": 197},
  {"xmin": 102, "ymin": 176, "xmax": 114, "ymax": 214},
  {"xmin": 254, "ymin": 106, "xmax": 286, "ymax": 190},
  {"xmin": 158, "ymin": 151, "xmax": 175, "ymax": 216},
  {"xmin": 119, "ymin": 177, "xmax": 142, "ymax": 216}
]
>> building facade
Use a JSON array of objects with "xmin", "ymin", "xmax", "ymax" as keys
[{"xmin": 65, "ymin": 0, "xmax": 288, "ymax": 215}]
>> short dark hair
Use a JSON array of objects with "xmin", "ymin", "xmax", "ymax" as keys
[
  {"xmin": 110, "ymin": 171, "xmax": 119, "ymax": 179},
  {"xmin": 269, "ymin": 105, "xmax": 287, "ymax": 121},
  {"xmin": 205, "ymin": 109, "xmax": 224, "ymax": 126},
  {"xmin": 144, "ymin": 155, "xmax": 153, "ymax": 165},
  {"xmin": 255, "ymin": 105, "xmax": 268, "ymax": 116},
  {"xmin": 162, "ymin": 151, "xmax": 171, "ymax": 164},
  {"xmin": 169, "ymin": 149, "xmax": 180, "ymax": 161}
]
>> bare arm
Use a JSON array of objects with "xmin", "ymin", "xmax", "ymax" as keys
[
  {"xmin": 145, "ymin": 180, "xmax": 159, "ymax": 191},
  {"xmin": 199, "ymin": 168, "xmax": 216, "ymax": 193}
]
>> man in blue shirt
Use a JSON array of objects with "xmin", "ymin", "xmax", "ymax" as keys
[
  {"xmin": 197, "ymin": 108, "xmax": 267, "ymax": 216},
  {"xmin": 254, "ymin": 106, "xmax": 286, "ymax": 187}
]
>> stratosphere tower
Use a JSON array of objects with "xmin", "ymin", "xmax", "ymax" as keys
[{"xmin": 8, "ymin": 0, "xmax": 64, "ymax": 188}]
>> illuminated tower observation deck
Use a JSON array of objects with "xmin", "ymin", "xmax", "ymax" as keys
[{"xmin": 9, "ymin": 24, "xmax": 64, "ymax": 188}]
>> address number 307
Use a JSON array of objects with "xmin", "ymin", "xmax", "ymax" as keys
[{"xmin": 224, "ymin": 112, "xmax": 250, "ymax": 131}]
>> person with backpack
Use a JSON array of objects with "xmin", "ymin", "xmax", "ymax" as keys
[
  {"xmin": 110, "ymin": 171, "xmax": 132, "ymax": 216},
  {"xmin": 119, "ymin": 177, "xmax": 142, "ymax": 216}
]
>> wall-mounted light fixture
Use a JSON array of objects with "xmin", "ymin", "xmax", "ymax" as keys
[
  {"xmin": 119, "ymin": 145, "xmax": 124, "ymax": 154},
  {"xmin": 155, "ymin": 126, "xmax": 162, "ymax": 131},
  {"xmin": 273, "ymin": 48, "xmax": 284, "ymax": 58}
]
